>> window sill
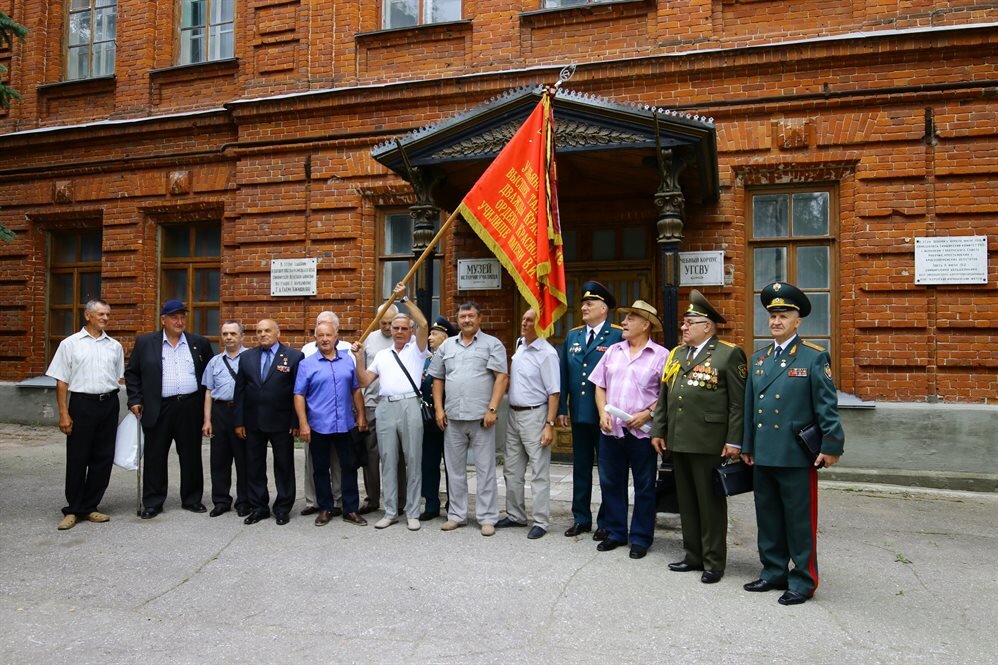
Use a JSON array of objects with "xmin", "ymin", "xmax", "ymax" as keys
[
  {"xmin": 37, "ymin": 75, "xmax": 116, "ymax": 96},
  {"xmin": 356, "ymin": 19, "xmax": 472, "ymax": 45},
  {"xmin": 149, "ymin": 58, "xmax": 239, "ymax": 84},
  {"xmin": 520, "ymin": 0, "xmax": 655, "ymax": 26}
]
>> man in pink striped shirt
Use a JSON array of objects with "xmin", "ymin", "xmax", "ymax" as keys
[{"xmin": 588, "ymin": 300, "xmax": 669, "ymax": 560}]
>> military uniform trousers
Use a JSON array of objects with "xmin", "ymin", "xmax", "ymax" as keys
[
  {"xmin": 63, "ymin": 392, "xmax": 118, "ymax": 516},
  {"xmin": 375, "ymin": 396, "xmax": 424, "ymax": 520},
  {"xmin": 245, "ymin": 428, "xmax": 295, "ymax": 515},
  {"xmin": 143, "ymin": 392, "xmax": 204, "ymax": 511},
  {"xmin": 672, "ymin": 451, "xmax": 728, "ymax": 572},
  {"xmin": 209, "ymin": 401, "xmax": 249, "ymax": 513},
  {"xmin": 303, "ymin": 440, "xmax": 342, "ymax": 509},
  {"xmin": 597, "ymin": 431, "xmax": 657, "ymax": 549},
  {"xmin": 503, "ymin": 406, "xmax": 552, "ymax": 529},
  {"xmin": 421, "ymin": 422, "xmax": 448, "ymax": 515},
  {"xmin": 570, "ymin": 422, "xmax": 606, "ymax": 529},
  {"xmin": 754, "ymin": 465, "xmax": 820, "ymax": 596},
  {"xmin": 443, "ymin": 419, "xmax": 499, "ymax": 526}
]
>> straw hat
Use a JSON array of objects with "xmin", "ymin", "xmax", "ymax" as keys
[{"xmin": 617, "ymin": 299, "xmax": 663, "ymax": 332}]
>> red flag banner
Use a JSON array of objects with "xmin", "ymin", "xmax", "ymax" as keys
[{"xmin": 457, "ymin": 92, "xmax": 568, "ymax": 337}]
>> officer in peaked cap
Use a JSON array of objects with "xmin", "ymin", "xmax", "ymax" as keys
[
  {"xmin": 558, "ymin": 280, "xmax": 623, "ymax": 540},
  {"xmin": 419, "ymin": 316, "xmax": 457, "ymax": 520},
  {"xmin": 651, "ymin": 289, "xmax": 746, "ymax": 583},
  {"xmin": 742, "ymin": 282, "xmax": 845, "ymax": 606}
]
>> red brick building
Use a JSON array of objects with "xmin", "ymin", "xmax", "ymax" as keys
[{"xmin": 1, "ymin": 1, "xmax": 996, "ymax": 471}]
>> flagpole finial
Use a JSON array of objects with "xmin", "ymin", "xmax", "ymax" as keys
[{"xmin": 553, "ymin": 64, "xmax": 576, "ymax": 91}]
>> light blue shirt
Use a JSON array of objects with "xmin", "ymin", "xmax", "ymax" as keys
[
  {"xmin": 293, "ymin": 349, "xmax": 359, "ymax": 435},
  {"xmin": 202, "ymin": 347, "xmax": 247, "ymax": 401},
  {"xmin": 162, "ymin": 333, "xmax": 199, "ymax": 397}
]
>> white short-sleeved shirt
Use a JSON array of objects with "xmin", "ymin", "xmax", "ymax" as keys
[
  {"xmin": 368, "ymin": 337, "xmax": 430, "ymax": 397},
  {"xmin": 46, "ymin": 328, "xmax": 124, "ymax": 394}
]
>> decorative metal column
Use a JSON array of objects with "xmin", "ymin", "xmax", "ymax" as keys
[
  {"xmin": 655, "ymin": 147, "xmax": 688, "ymax": 349},
  {"xmin": 410, "ymin": 196, "xmax": 441, "ymax": 319}
]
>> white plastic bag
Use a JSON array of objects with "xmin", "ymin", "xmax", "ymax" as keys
[{"xmin": 114, "ymin": 412, "xmax": 144, "ymax": 471}]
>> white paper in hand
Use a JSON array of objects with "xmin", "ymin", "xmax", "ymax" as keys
[
  {"xmin": 605, "ymin": 404, "xmax": 653, "ymax": 434},
  {"xmin": 114, "ymin": 412, "xmax": 144, "ymax": 471}
]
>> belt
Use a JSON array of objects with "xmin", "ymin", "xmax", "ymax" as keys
[
  {"xmin": 510, "ymin": 403, "xmax": 545, "ymax": 412},
  {"xmin": 164, "ymin": 392, "xmax": 198, "ymax": 402},
  {"xmin": 214, "ymin": 400, "xmax": 235, "ymax": 407},
  {"xmin": 382, "ymin": 392, "xmax": 417, "ymax": 402},
  {"xmin": 71, "ymin": 389, "xmax": 119, "ymax": 402}
]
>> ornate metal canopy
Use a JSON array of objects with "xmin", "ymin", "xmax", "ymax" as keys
[{"xmin": 371, "ymin": 85, "xmax": 719, "ymax": 211}]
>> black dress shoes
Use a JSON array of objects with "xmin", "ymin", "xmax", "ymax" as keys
[
  {"xmin": 629, "ymin": 547, "xmax": 647, "ymax": 560},
  {"xmin": 139, "ymin": 507, "xmax": 160, "ymax": 520},
  {"xmin": 701, "ymin": 571, "xmax": 724, "ymax": 584},
  {"xmin": 668, "ymin": 561, "xmax": 703, "ymax": 572},
  {"xmin": 743, "ymin": 578, "xmax": 788, "ymax": 592},
  {"xmin": 527, "ymin": 526, "xmax": 546, "ymax": 540},
  {"xmin": 418, "ymin": 510, "xmax": 440, "ymax": 521},
  {"xmin": 496, "ymin": 517, "xmax": 527, "ymax": 528},
  {"xmin": 209, "ymin": 506, "xmax": 230, "ymax": 518},
  {"xmin": 592, "ymin": 528, "xmax": 609, "ymax": 542},
  {"xmin": 596, "ymin": 538, "xmax": 625, "ymax": 552},
  {"xmin": 300, "ymin": 505, "xmax": 319, "ymax": 516},
  {"xmin": 243, "ymin": 510, "xmax": 270, "ymax": 525},
  {"xmin": 778, "ymin": 590, "xmax": 809, "ymax": 605},
  {"xmin": 330, "ymin": 507, "xmax": 343, "ymax": 517},
  {"xmin": 183, "ymin": 503, "xmax": 207, "ymax": 513},
  {"xmin": 564, "ymin": 523, "xmax": 592, "ymax": 537},
  {"xmin": 275, "ymin": 513, "xmax": 290, "ymax": 525},
  {"xmin": 357, "ymin": 502, "xmax": 378, "ymax": 515},
  {"xmin": 236, "ymin": 507, "xmax": 251, "ymax": 518}
]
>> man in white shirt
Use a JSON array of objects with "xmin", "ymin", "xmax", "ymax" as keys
[
  {"xmin": 300, "ymin": 311, "xmax": 352, "ymax": 517},
  {"xmin": 352, "ymin": 288, "xmax": 428, "ymax": 531},
  {"xmin": 357, "ymin": 303, "xmax": 398, "ymax": 514},
  {"xmin": 46, "ymin": 299, "xmax": 125, "ymax": 531},
  {"xmin": 498, "ymin": 308, "xmax": 560, "ymax": 540}
]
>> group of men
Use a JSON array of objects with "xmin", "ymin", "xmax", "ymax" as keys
[{"xmin": 46, "ymin": 277, "xmax": 844, "ymax": 605}]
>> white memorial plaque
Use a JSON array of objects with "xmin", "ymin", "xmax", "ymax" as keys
[
  {"xmin": 457, "ymin": 258, "xmax": 502, "ymax": 290},
  {"xmin": 914, "ymin": 236, "xmax": 988, "ymax": 285},
  {"xmin": 271, "ymin": 258, "xmax": 318, "ymax": 296},
  {"xmin": 679, "ymin": 251, "xmax": 725, "ymax": 287}
]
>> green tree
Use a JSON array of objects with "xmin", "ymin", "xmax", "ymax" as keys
[{"xmin": 1, "ymin": 11, "xmax": 29, "ymax": 111}]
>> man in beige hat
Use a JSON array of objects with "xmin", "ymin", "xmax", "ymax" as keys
[{"xmin": 587, "ymin": 300, "xmax": 669, "ymax": 559}]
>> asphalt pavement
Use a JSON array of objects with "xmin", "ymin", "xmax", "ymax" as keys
[{"xmin": 1, "ymin": 423, "xmax": 996, "ymax": 665}]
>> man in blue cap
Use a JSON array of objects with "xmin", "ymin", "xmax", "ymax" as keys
[
  {"xmin": 742, "ymin": 281, "xmax": 845, "ymax": 605},
  {"xmin": 558, "ymin": 281, "xmax": 623, "ymax": 540},
  {"xmin": 419, "ymin": 316, "xmax": 456, "ymax": 520},
  {"xmin": 125, "ymin": 299, "xmax": 214, "ymax": 518}
]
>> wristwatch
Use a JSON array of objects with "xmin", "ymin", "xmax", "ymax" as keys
[
  {"xmin": 400, "ymin": 295, "xmax": 410, "ymax": 303},
  {"xmin": 488, "ymin": 407, "xmax": 497, "ymax": 414},
  {"xmin": 545, "ymin": 419, "xmax": 555, "ymax": 427}
]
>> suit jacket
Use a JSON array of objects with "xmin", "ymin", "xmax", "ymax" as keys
[
  {"xmin": 234, "ymin": 342, "xmax": 303, "ymax": 432},
  {"xmin": 125, "ymin": 331, "xmax": 214, "ymax": 428},
  {"xmin": 558, "ymin": 321, "xmax": 623, "ymax": 425},
  {"xmin": 742, "ymin": 337, "xmax": 845, "ymax": 467},
  {"xmin": 651, "ymin": 336, "xmax": 747, "ymax": 454}
]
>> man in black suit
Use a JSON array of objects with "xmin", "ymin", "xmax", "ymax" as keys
[
  {"xmin": 125, "ymin": 300, "xmax": 214, "ymax": 519},
  {"xmin": 234, "ymin": 318, "xmax": 303, "ymax": 525}
]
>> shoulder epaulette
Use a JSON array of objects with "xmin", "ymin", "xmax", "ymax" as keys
[
  {"xmin": 570, "ymin": 325, "xmax": 584, "ymax": 331},
  {"xmin": 803, "ymin": 340, "xmax": 825, "ymax": 352},
  {"xmin": 717, "ymin": 340, "xmax": 737, "ymax": 348},
  {"xmin": 610, "ymin": 324, "xmax": 623, "ymax": 330}
]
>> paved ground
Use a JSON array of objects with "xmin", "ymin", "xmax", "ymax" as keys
[{"xmin": 1, "ymin": 423, "xmax": 996, "ymax": 665}]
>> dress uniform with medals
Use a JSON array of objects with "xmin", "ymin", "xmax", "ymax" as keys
[
  {"xmin": 650, "ymin": 290, "xmax": 746, "ymax": 583},
  {"xmin": 742, "ymin": 282, "xmax": 845, "ymax": 605},
  {"xmin": 558, "ymin": 281, "xmax": 623, "ymax": 537}
]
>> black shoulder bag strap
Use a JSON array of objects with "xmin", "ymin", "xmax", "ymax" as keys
[
  {"xmin": 391, "ymin": 350, "xmax": 423, "ymax": 398},
  {"xmin": 221, "ymin": 354, "xmax": 238, "ymax": 381}
]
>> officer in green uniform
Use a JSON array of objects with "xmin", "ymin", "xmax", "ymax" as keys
[
  {"xmin": 558, "ymin": 281, "xmax": 623, "ymax": 540},
  {"xmin": 651, "ymin": 290, "xmax": 746, "ymax": 584},
  {"xmin": 742, "ymin": 282, "xmax": 845, "ymax": 605}
]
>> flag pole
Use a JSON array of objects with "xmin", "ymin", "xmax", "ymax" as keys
[{"xmin": 357, "ymin": 206, "xmax": 461, "ymax": 343}]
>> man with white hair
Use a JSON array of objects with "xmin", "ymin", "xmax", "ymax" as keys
[
  {"xmin": 300, "ymin": 311, "xmax": 352, "ymax": 517},
  {"xmin": 357, "ymin": 301, "xmax": 399, "ymax": 514},
  {"xmin": 352, "ymin": 284, "xmax": 428, "ymax": 530}
]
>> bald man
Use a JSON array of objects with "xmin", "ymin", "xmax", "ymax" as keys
[{"xmin": 234, "ymin": 319, "xmax": 304, "ymax": 525}]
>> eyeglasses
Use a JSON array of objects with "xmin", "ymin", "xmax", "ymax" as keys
[{"xmin": 681, "ymin": 320, "xmax": 711, "ymax": 328}]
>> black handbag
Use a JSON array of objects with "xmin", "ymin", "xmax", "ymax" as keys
[
  {"xmin": 347, "ymin": 426, "xmax": 367, "ymax": 471},
  {"xmin": 391, "ymin": 350, "xmax": 435, "ymax": 424},
  {"xmin": 795, "ymin": 422, "xmax": 823, "ymax": 465},
  {"xmin": 713, "ymin": 460, "xmax": 754, "ymax": 497}
]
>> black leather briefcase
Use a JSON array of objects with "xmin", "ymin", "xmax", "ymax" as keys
[
  {"xmin": 713, "ymin": 460, "xmax": 754, "ymax": 497},
  {"xmin": 795, "ymin": 422, "xmax": 822, "ymax": 465}
]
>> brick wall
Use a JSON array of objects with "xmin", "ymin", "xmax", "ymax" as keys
[{"xmin": 0, "ymin": 1, "xmax": 995, "ymax": 402}]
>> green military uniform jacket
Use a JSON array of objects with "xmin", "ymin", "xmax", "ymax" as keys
[
  {"xmin": 742, "ymin": 337, "xmax": 845, "ymax": 467},
  {"xmin": 650, "ymin": 336, "xmax": 747, "ymax": 452}
]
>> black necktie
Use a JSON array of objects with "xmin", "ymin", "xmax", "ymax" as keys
[
  {"xmin": 587, "ymin": 330, "xmax": 595, "ymax": 347},
  {"xmin": 774, "ymin": 346, "xmax": 783, "ymax": 359}
]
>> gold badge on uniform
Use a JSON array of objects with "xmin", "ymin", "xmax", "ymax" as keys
[
  {"xmin": 738, "ymin": 364, "xmax": 747, "ymax": 379},
  {"xmin": 824, "ymin": 363, "xmax": 833, "ymax": 379}
]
